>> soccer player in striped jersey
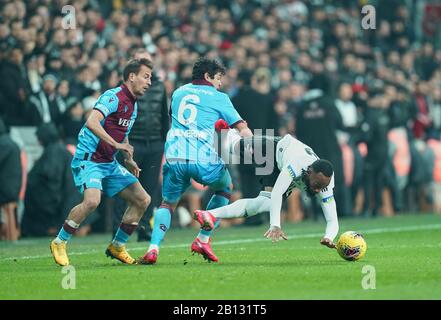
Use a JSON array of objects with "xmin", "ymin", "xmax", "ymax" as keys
[{"xmin": 50, "ymin": 58, "xmax": 153, "ymax": 266}]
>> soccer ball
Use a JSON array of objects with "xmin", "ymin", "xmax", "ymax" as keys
[{"xmin": 336, "ymin": 231, "xmax": 367, "ymax": 261}]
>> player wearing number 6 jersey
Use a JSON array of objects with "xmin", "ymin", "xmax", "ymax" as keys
[
  {"xmin": 193, "ymin": 125, "xmax": 339, "ymax": 261},
  {"xmin": 138, "ymin": 57, "xmax": 252, "ymax": 264}
]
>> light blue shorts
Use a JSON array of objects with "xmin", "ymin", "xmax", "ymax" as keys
[
  {"xmin": 162, "ymin": 160, "xmax": 231, "ymax": 203},
  {"xmin": 71, "ymin": 158, "xmax": 138, "ymax": 197}
]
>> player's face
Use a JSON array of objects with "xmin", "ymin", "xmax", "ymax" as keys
[
  {"xmin": 132, "ymin": 65, "xmax": 152, "ymax": 96},
  {"xmin": 206, "ymin": 72, "xmax": 223, "ymax": 90},
  {"xmin": 303, "ymin": 168, "xmax": 331, "ymax": 198}
]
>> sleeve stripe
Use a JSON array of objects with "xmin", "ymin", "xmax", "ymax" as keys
[
  {"xmin": 93, "ymin": 108, "xmax": 106, "ymax": 118},
  {"xmin": 229, "ymin": 120, "xmax": 245, "ymax": 127},
  {"xmin": 287, "ymin": 165, "xmax": 296, "ymax": 178},
  {"xmin": 322, "ymin": 195, "xmax": 334, "ymax": 203}
]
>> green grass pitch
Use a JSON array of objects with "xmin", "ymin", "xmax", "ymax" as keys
[{"xmin": 1, "ymin": 214, "xmax": 440, "ymax": 299}]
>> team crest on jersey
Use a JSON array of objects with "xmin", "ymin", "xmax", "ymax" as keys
[{"xmin": 124, "ymin": 105, "xmax": 128, "ymax": 113}]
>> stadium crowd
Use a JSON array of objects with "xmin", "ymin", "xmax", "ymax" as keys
[{"xmin": 0, "ymin": 0, "xmax": 440, "ymax": 239}]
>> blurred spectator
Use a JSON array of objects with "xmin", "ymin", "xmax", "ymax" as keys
[
  {"xmin": 69, "ymin": 65, "xmax": 99, "ymax": 99},
  {"xmin": 232, "ymin": 67, "xmax": 277, "ymax": 225},
  {"xmin": 428, "ymin": 87, "xmax": 441, "ymax": 138},
  {"xmin": 416, "ymin": 43, "xmax": 438, "ymax": 81},
  {"xmin": 334, "ymin": 82, "xmax": 363, "ymax": 213},
  {"xmin": 29, "ymin": 74, "xmax": 66, "ymax": 125},
  {"xmin": 21, "ymin": 123, "xmax": 81, "ymax": 237},
  {"xmin": 59, "ymin": 99, "xmax": 85, "ymax": 145},
  {"xmin": 0, "ymin": 46, "xmax": 30, "ymax": 125},
  {"xmin": 411, "ymin": 82, "xmax": 431, "ymax": 140},
  {"xmin": 360, "ymin": 93, "xmax": 391, "ymax": 217},
  {"xmin": 0, "ymin": 117, "xmax": 22, "ymax": 240},
  {"xmin": 295, "ymin": 87, "xmax": 349, "ymax": 217}
]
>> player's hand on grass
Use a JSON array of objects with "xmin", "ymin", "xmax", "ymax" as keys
[
  {"xmin": 116, "ymin": 142, "xmax": 134, "ymax": 158},
  {"xmin": 264, "ymin": 226, "xmax": 288, "ymax": 243},
  {"xmin": 320, "ymin": 237, "xmax": 336, "ymax": 249},
  {"xmin": 124, "ymin": 158, "xmax": 141, "ymax": 177}
]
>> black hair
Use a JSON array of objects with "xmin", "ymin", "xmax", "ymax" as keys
[
  {"xmin": 36, "ymin": 123, "xmax": 59, "ymax": 147},
  {"xmin": 311, "ymin": 159, "xmax": 333, "ymax": 177},
  {"xmin": 77, "ymin": 64, "xmax": 89, "ymax": 74},
  {"xmin": 192, "ymin": 57, "xmax": 226, "ymax": 81},
  {"xmin": 123, "ymin": 58, "xmax": 153, "ymax": 81}
]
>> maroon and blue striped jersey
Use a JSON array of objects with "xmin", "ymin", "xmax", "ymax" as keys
[{"xmin": 74, "ymin": 84, "xmax": 138, "ymax": 163}]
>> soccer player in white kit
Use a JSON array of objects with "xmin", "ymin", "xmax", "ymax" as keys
[{"xmin": 193, "ymin": 123, "xmax": 338, "ymax": 261}]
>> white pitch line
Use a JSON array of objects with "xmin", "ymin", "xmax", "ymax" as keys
[{"xmin": 1, "ymin": 223, "xmax": 441, "ymax": 262}]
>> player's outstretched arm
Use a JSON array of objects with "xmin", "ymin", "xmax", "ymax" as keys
[
  {"xmin": 86, "ymin": 110, "xmax": 134, "ymax": 158},
  {"xmin": 319, "ymin": 194, "xmax": 339, "ymax": 249},
  {"xmin": 264, "ymin": 168, "xmax": 292, "ymax": 242}
]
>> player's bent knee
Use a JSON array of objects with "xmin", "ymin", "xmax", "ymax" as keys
[{"xmin": 83, "ymin": 197, "xmax": 100, "ymax": 212}]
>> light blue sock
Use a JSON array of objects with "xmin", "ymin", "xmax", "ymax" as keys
[
  {"xmin": 111, "ymin": 222, "xmax": 138, "ymax": 247},
  {"xmin": 113, "ymin": 228, "xmax": 129, "ymax": 246},
  {"xmin": 198, "ymin": 219, "xmax": 221, "ymax": 241},
  {"xmin": 56, "ymin": 227, "xmax": 73, "ymax": 242},
  {"xmin": 55, "ymin": 221, "xmax": 79, "ymax": 243},
  {"xmin": 150, "ymin": 206, "xmax": 172, "ymax": 247}
]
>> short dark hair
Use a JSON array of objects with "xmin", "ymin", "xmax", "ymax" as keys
[
  {"xmin": 192, "ymin": 57, "xmax": 226, "ymax": 80},
  {"xmin": 123, "ymin": 58, "xmax": 153, "ymax": 81},
  {"xmin": 311, "ymin": 159, "xmax": 333, "ymax": 177}
]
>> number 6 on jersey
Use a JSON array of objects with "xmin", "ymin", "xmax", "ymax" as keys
[{"xmin": 178, "ymin": 94, "xmax": 200, "ymax": 125}]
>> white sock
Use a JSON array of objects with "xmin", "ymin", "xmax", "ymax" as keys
[
  {"xmin": 148, "ymin": 244, "xmax": 159, "ymax": 252},
  {"xmin": 112, "ymin": 240, "xmax": 124, "ymax": 248},
  {"xmin": 210, "ymin": 192, "xmax": 271, "ymax": 219},
  {"xmin": 196, "ymin": 192, "xmax": 271, "ymax": 243},
  {"xmin": 197, "ymin": 233, "xmax": 210, "ymax": 243}
]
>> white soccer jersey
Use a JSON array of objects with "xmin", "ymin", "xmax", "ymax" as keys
[
  {"xmin": 275, "ymin": 134, "xmax": 335, "ymax": 201},
  {"xmin": 270, "ymin": 134, "xmax": 338, "ymax": 241},
  {"xmin": 224, "ymin": 131, "xmax": 338, "ymax": 240}
]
